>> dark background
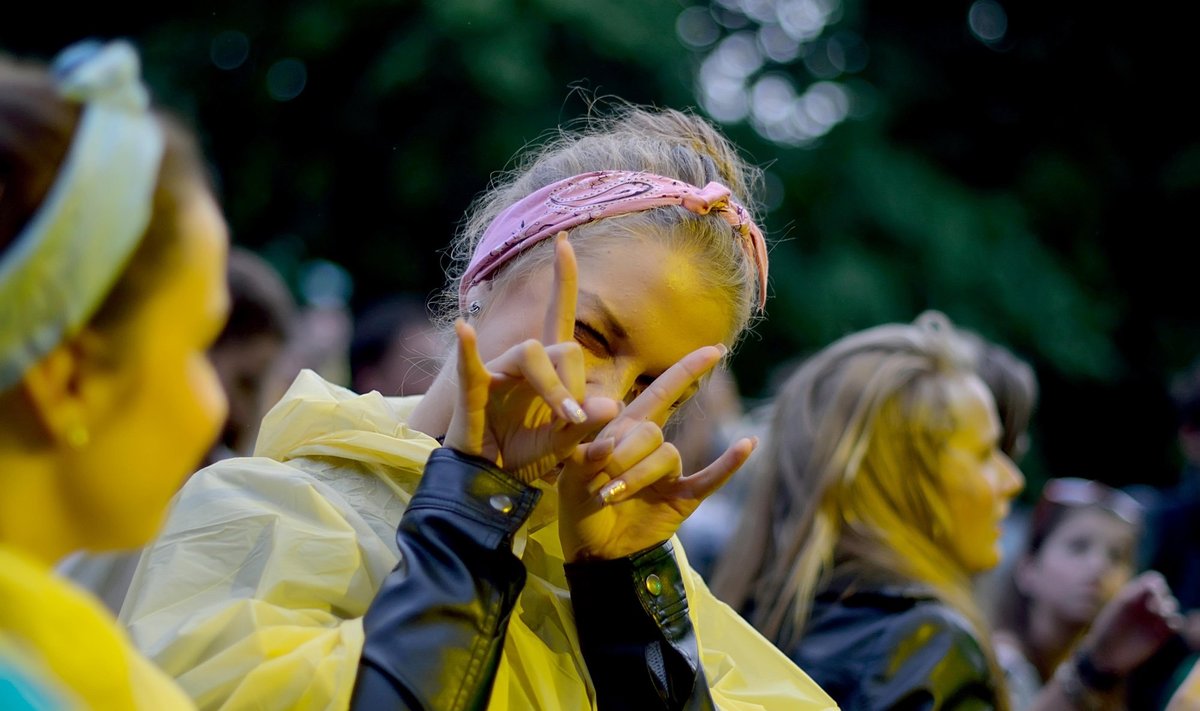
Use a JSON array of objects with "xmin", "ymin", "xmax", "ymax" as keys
[{"xmin": 6, "ymin": 0, "xmax": 1199, "ymax": 499}]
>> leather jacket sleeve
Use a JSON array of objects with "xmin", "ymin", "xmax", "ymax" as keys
[
  {"xmin": 350, "ymin": 448, "xmax": 541, "ymax": 711},
  {"xmin": 565, "ymin": 540, "xmax": 715, "ymax": 711}
]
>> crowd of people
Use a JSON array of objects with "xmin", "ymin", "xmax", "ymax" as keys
[{"xmin": 2, "ymin": 38, "xmax": 1199, "ymax": 711}]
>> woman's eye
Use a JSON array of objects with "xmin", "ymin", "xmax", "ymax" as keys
[{"xmin": 573, "ymin": 320, "xmax": 611, "ymax": 356}]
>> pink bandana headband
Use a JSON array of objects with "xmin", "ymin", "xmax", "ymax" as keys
[{"xmin": 459, "ymin": 170, "xmax": 769, "ymax": 311}]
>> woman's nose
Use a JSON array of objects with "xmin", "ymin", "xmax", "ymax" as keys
[{"xmin": 998, "ymin": 453, "xmax": 1025, "ymax": 497}]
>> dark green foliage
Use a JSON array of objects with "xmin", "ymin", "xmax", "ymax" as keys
[{"xmin": 5, "ymin": 0, "xmax": 1198, "ymax": 494}]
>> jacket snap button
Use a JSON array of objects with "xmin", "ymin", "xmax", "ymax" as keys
[
  {"xmin": 645, "ymin": 573, "xmax": 663, "ymax": 596},
  {"xmin": 489, "ymin": 494, "xmax": 514, "ymax": 514}
]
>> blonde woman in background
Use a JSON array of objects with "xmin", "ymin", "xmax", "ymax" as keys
[{"xmin": 715, "ymin": 312, "xmax": 1180, "ymax": 710}]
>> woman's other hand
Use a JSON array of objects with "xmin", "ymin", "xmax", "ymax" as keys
[{"xmin": 557, "ymin": 344, "xmax": 757, "ymax": 561}]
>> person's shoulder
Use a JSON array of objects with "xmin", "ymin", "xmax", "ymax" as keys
[
  {"xmin": 797, "ymin": 588, "xmax": 994, "ymax": 709},
  {"xmin": 888, "ymin": 594, "xmax": 976, "ymax": 636},
  {"xmin": 789, "ymin": 588, "xmax": 952, "ymax": 699},
  {"xmin": 882, "ymin": 596, "xmax": 986, "ymax": 664},
  {"xmin": 798, "ymin": 584, "xmax": 942, "ymax": 650},
  {"xmin": 174, "ymin": 454, "xmax": 321, "ymax": 505},
  {"xmin": 168, "ymin": 448, "xmax": 419, "ymax": 562},
  {"xmin": 869, "ymin": 598, "xmax": 996, "ymax": 707},
  {"xmin": 994, "ymin": 630, "xmax": 1044, "ymax": 708},
  {"xmin": 805, "ymin": 583, "xmax": 971, "ymax": 638},
  {"xmin": 167, "ymin": 454, "xmax": 375, "ymax": 531}
]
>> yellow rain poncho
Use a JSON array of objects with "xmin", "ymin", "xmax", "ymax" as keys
[
  {"xmin": 121, "ymin": 370, "xmax": 836, "ymax": 710},
  {"xmin": 0, "ymin": 544, "xmax": 193, "ymax": 710}
]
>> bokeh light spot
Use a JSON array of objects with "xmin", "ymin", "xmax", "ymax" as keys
[
  {"xmin": 677, "ymin": 6, "xmax": 722, "ymax": 49},
  {"xmin": 969, "ymin": 0, "xmax": 1008, "ymax": 44},
  {"xmin": 267, "ymin": 58, "xmax": 307, "ymax": 101},
  {"xmin": 210, "ymin": 30, "xmax": 250, "ymax": 71}
]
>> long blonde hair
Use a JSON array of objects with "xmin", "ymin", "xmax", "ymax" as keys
[{"xmin": 714, "ymin": 311, "xmax": 1008, "ymax": 703}]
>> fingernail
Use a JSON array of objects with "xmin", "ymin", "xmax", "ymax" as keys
[
  {"xmin": 599, "ymin": 479, "xmax": 627, "ymax": 505},
  {"xmin": 715, "ymin": 343, "xmax": 729, "ymax": 357},
  {"xmin": 563, "ymin": 398, "xmax": 587, "ymax": 424}
]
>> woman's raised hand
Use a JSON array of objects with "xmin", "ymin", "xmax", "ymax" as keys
[
  {"xmin": 1078, "ymin": 571, "xmax": 1183, "ymax": 677},
  {"xmin": 444, "ymin": 234, "xmax": 619, "ymax": 483},
  {"xmin": 556, "ymin": 345, "xmax": 757, "ymax": 562}
]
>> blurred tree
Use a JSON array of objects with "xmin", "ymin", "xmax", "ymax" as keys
[
  {"xmin": 1, "ymin": 0, "xmax": 691, "ymax": 307},
  {"xmin": 681, "ymin": 0, "xmax": 1200, "ymax": 493},
  {"xmin": 4, "ymin": 0, "xmax": 1198, "ymax": 494}
]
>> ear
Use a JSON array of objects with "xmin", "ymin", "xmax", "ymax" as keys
[
  {"xmin": 462, "ymin": 282, "xmax": 492, "ymax": 321},
  {"xmin": 20, "ymin": 328, "xmax": 115, "ymax": 447}
]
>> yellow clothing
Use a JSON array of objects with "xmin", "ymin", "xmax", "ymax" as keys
[
  {"xmin": 0, "ymin": 544, "xmax": 193, "ymax": 710},
  {"xmin": 121, "ymin": 370, "xmax": 837, "ymax": 710}
]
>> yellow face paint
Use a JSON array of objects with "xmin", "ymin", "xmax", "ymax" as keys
[
  {"xmin": 71, "ymin": 187, "xmax": 230, "ymax": 551},
  {"xmin": 475, "ymin": 239, "xmax": 734, "ymax": 409},
  {"xmin": 937, "ymin": 375, "xmax": 1025, "ymax": 574}
]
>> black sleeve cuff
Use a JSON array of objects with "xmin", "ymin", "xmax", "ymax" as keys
[
  {"xmin": 564, "ymin": 540, "xmax": 689, "ymax": 640},
  {"xmin": 407, "ymin": 448, "xmax": 541, "ymax": 550}
]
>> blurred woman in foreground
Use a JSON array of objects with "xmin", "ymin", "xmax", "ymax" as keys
[{"xmin": 0, "ymin": 40, "xmax": 228, "ymax": 708}]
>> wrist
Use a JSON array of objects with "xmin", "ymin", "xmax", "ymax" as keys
[
  {"xmin": 1055, "ymin": 651, "xmax": 1121, "ymax": 711},
  {"xmin": 1075, "ymin": 649, "xmax": 1122, "ymax": 691},
  {"xmin": 567, "ymin": 539, "xmax": 671, "ymax": 565},
  {"xmin": 564, "ymin": 537, "xmax": 671, "ymax": 564}
]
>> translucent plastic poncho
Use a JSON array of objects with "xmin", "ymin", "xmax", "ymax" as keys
[{"xmin": 121, "ymin": 370, "xmax": 836, "ymax": 710}]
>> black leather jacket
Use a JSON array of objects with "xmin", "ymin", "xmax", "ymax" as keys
[
  {"xmin": 788, "ymin": 579, "xmax": 998, "ymax": 710},
  {"xmin": 350, "ymin": 448, "xmax": 712, "ymax": 710}
]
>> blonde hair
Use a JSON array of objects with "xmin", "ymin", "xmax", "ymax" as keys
[
  {"xmin": 960, "ymin": 331, "xmax": 1038, "ymax": 461},
  {"xmin": 714, "ymin": 311, "xmax": 1009, "ymax": 705},
  {"xmin": 435, "ymin": 104, "xmax": 765, "ymax": 345}
]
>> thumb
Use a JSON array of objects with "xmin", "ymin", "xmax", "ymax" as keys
[{"xmin": 444, "ymin": 319, "xmax": 490, "ymax": 458}]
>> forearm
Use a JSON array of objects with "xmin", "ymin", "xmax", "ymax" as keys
[
  {"xmin": 565, "ymin": 541, "xmax": 714, "ymax": 711},
  {"xmin": 351, "ymin": 448, "xmax": 540, "ymax": 711}
]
